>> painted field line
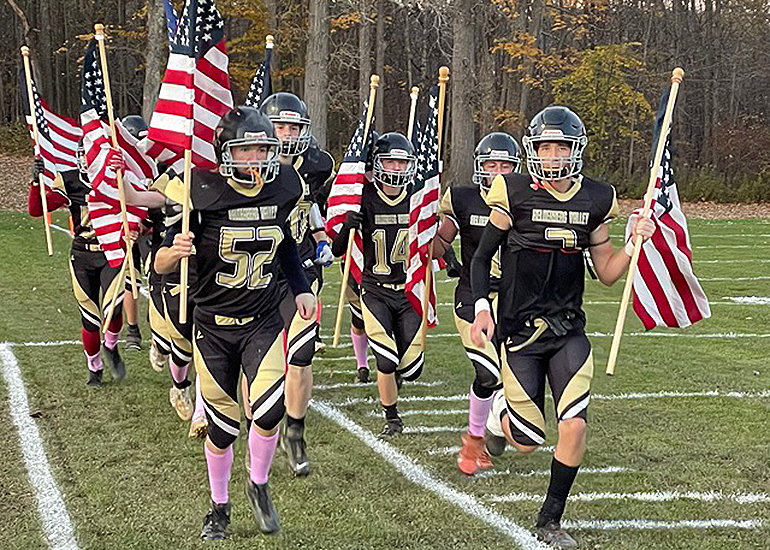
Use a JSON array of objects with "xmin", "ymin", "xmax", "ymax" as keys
[
  {"xmin": 562, "ymin": 519, "xmax": 763, "ymax": 531},
  {"xmin": 477, "ymin": 466, "xmax": 634, "ymax": 479},
  {"xmin": 2, "ymin": 340, "xmax": 81, "ymax": 347},
  {"xmin": 723, "ymin": 296, "xmax": 770, "ymax": 305},
  {"xmin": 316, "ymin": 356, "xmax": 358, "ymax": 362},
  {"xmin": 51, "ymin": 223, "xmax": 70, "ymax": 235},
  {"xmin": 0, "ymin": 344, "xmax": 80, "ymax": 550},
  {"xmin": 700, "ymin": 275, "xmax": 770, "ymax": 282},
  {"xmin": 335, "ymin": 389, "xmax": 770, "ymax": 407},
  {"xmin": 314, "ymin": 380, "xmax": 443, "ymax": 391},
  {"xmin": 490, "ymin": 490, "xmax": 770, "ymax": 504},
  {"xmin": 403, "ymin": 426, "xmax": 465, "ymax": 434},
  {"xmin": 367, "ymin": 408, "xmax": 467, "ymax": 417},
  {"xmin": 695, "ymin": 259, "xmax": 770, "ymax": 263},
  {"xmin": 428, "ymin": 445, "xmax": 555, "ymax": 456},
  {"xmin": 310, "ymin": 399, "xmax": 549, "ymax": 550},
  {"xmin": 586, "ymin": 331, "xmax": 770, "ymax": 339}
]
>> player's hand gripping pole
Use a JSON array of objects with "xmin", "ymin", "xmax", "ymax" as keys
[
  {"xmin": 94, "ymin": 24, "xmax": 139, "ymax": 300},
  {"xmin": 407, "ymin": 86, "xmax": 419, "ymax": 141},
  {"xmin": 21, "ymin": 46, "xmax": 53, "ymax": 256},
  {"xmin": 606, "ymin": 67, "xmax": 684, "ymax": 376},
  {"xmin": 419, "ymin": 66, "xmax": 449, "ymax": 349},
  {"xmin": 332, "ymin": 74, "xmax": 379, "ymax": 348}
]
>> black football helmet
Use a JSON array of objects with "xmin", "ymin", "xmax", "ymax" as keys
[
  {"xmin": 216, "ymin": 106, "xmax": 280, "ymax": 186},
  {"xmin": 372, "ymin": 132, "xmax": 417, "ymax": 189},
  {"xmin": 260, "ymin": 92, "xmax": 312, "ymax": 157},
  {"xmin": 121, "ymin": 115, "xmax": 148, "ymax": 140},
  {"xmin": 473, "ymin": 132, "xmax": 521, "ymax": 191},
  {"xmin": 523, "ymin": 106, "xmax": 587, "ymax": 181}
]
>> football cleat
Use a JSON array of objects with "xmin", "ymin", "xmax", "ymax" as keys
[
  {"xmin": 86, "ymin": 369, "xmax": 103, "ymax": 387},
  {"xmin": 245, "ymin": 479, "xmax": 280, "ymax": 534},
  {"xmin": 188, "ymin": 412, "xmax": 208, "ymax": 440},
  {"xmin": 457, "ymin": 431, "xmax": 492, "ymax": 476},
  {"xmin": 124, "ymin": 325, "xmax": 142, "ymax": 351},
  {"xmin": 377, "ymin": 417, "xmax": 404, "ymax": 440},
  {"xmin": 169, "ymin": 386, "xmax": 194, "ymax": 421},
  {"xmin": 356, "ymin": 366, "xmax": 370, "ymax": 384},
  {"xmin": 102, "ymin": 344, "xmax": 126, "ymax": 381},
  {"xmin": 148, "ymin": 343, "xmax": 165, "ymax": 372},
  {"xmin": 281, "ymin": 424, "xmax": 310, "ymax": 476},
  {"xmin": 484, "ymin": 389, "xmax": 508, "ymax": 457},
  {"xmin": 200, "ymin": 500, "xmax": 230, "ymax": 540},
  {"xmin": 536, "ymin": 520, "xmax": 578, "ymax": 549}
]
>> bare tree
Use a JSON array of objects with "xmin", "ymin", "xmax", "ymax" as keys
[
  {"xmin": 305, "ymin": 0, "xmax": 330, "ymax": 148},
  {"xmin": 447, "ymin": 0, "xmax": 475, "ymax": 185},
  {"xmin": 142, "ymin": 0, "xmax": 166, "ymax": 121}
]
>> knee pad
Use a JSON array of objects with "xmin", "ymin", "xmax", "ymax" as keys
[
  {"xmin": 472, "ymin": 378, "xmax": 499, "ymax": 400},
  {"xmin": 398, "ymin": 353, "xmax": 424, "ymax": 381},
  {"xmin": 205, "ymin": 417, "xmax": 238, "ymax": 450},
  {"xmin": 286, "ymin": 323, "xmax": 318, "ymax": 368},
  {"xmin": 251, "ymin": 385, "xmax": 286, "ymax": 432}
]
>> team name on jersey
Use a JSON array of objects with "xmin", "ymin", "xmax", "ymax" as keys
[
  {"xmin": 228, "ymin": 205, "xmax": 279, "ymax": 221},
  {"xmin": 469, "ymin": 214, "xmax": 489, "ymax": 227},
  {"xmin": 374, "ymin": 213, "xmax": 410, "ymax": 225},
  {"xmin": 531, "ymin": 208, "xmax": 589, "ymax": 225}
]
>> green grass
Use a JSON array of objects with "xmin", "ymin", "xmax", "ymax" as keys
[{"xmin": 1, "ymin": 211, "xmax": 769, "ymax": 549}]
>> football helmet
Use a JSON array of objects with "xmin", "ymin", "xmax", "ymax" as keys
[
  {"xmin": 372, "ymin": 132, "xmax": 417, "ymax": 189},
  {"xmin": 121, "ymin": 115, "xmax": 148, "ymax": 140},
  {"xmin": 216, "ymin": 106, "xmax": 280, "ymax": 186},
  {"xmin": 260, "ymin": 92, "xmax": 312, "ymax": 157},
  {"xmin": 473, "ymin": 132, "xmax": 521, "ymax": 191},
  {"xmin": 523, "ymin": 106, "xmax": 587, "ymax": 181}
]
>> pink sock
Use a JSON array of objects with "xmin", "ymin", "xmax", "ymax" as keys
[
  {"xmin": 194, "ymin": 377, "xmax": 204, "ymax": 417},
  {"xmin": 86, "ymin": 351, "xmax": 102, "ymax": 373},
  {"xmin": 103, "ymin": 330, "xmax": 120, "ymax": 350},
  {"xmin": 205, "ymin": 444, "xmax": 233, "ymax": 505},
  {"xmin": 468, "ymin": 386, "xmax": 494, "ymax": 437},
  {"xmin": 169, "ymin": 358, "xmax": 189, "ymax": 385},
  {"xmin": 351, "ymin": 330, "xmax": 369, "ymax": 369},
  {"xmin": 248, "ymin": 428, "xmax": 279, "ymax": 485}
]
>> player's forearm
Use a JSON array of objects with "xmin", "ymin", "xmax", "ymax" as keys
[
  {"xmin": 277, "ymin": 237, "xmax": 312, "ymax": 295},
  {"xmin": 124, "ymin": 185, "xmax": 166, "ymax": 209},
  {"xmin": 154, "ymin": 246, "xmax": 182, "ymax": 274},
  {"xmin": 592, "ymin": 246, "xmax": 632, "ymax": 286}
]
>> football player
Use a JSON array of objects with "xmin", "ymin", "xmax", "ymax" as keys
[
  {"xmin": 258, "ymin": 92, "xmax": 335, "ymax": 476},
  {"xmin": 154, "ymin": 106, "xmax": 315, "ymax": 540},
  {"xmin": 331, "ymin": 132, "xmax": 424, "ymax": 438},
  {"xmin": 470, "ymin": 106, "xmax": 655, "ymax": 548},
  {"xmin": 431, "ymin": 132, "xmax": 521, "ymax": 475},
  {"xmin": 27, "ymin": 146, "xmax": 126, "ymax": 386}
]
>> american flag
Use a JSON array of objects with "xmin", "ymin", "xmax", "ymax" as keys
[
  {"xmin": 164, "ymin": 0, "xmax": 179, "ymax": 42},
  {"xmin": 18, "ymin": 65, "xmax": 81, "ymax": 192},
  {"xmin": 244, "ymin": 40, "xmax": 273, "ymax": 108},
  {"xmin": 325, "ymin": 104, "xmax": 374, "ymax": 284},
  {"xmin": 626, "ymin": 85, "xmax": 711, "ymax": 329},
  {"xmin": 81, "ymin": 39, "xmax": 156, "ymax": 267},
  {"xmin": 405, "ymin": 85, "xmax": 441, "ymax": 326},
  {"xmin": 145, "ymin": 0, "xmax": 233, "ymax": 170}
]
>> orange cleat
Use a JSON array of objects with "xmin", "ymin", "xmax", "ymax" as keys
[{"xmin": 457, "ymin": 431, "xmax": 492, "ymax": 475}]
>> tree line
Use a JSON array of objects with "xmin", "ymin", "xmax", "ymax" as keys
[{"xmin": 1, "ymin": 0, "xmax": 768, "ymax": 201}]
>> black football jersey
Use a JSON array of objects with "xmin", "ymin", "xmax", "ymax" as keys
[
  {"xmin": 287, "ymin": 147, "xmax": 335, "ymax": 262},
  {"xmin": 486, "ymin": 173, "xmax": 619, "ymax": 335},
  {"xmin": 360, "ymin": 184, "xmax": 410, "ymax": 287},
  {"xmin": 439, "ymin": 184, "xmax": 501, "ymax": 299},
  {"xmin": 160, "ymin": 166, "xmax": 302, "ymax": 318},
  {"xmin": 58, "ymin": 170, "xmax": 98, "ymax": 243}
]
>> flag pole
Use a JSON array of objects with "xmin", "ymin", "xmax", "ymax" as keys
[
  {"xmin": 179, "ymin": 148, "xmax": 193, "ymax": 324},
  {"xmin": 333, "ymin": 74, "xmax": 379, "ymax": 348},
  {"xmin": 21, "ymin": 46, "xmax": 53, "ymax": 256},
  {"xmin": 606, "ymin": 67, "xmax": 684, "ymax": 376},
  {"xmin": 407, "ymin": 86, "xmax": 419, "ymax": 141},
  {"xmin": 94, "ymin": 24, "xmax": 139, "ymax": 300},
  {"xmin": 102, "ymin": 254, "xmax": 130, "ymax": 333},
  {"xmin": 419, "ymin": 66, "xmax": 449, "ymax": 349}
]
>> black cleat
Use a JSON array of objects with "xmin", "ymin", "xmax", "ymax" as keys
[
  {"xmin": 356, "ymin": 366, "xmax": 370, "ymax": 384},
  {"xmin": 245, "ymin": 480, "xmax": 280, "ymax": 534},
  {"xmin": 86, "ymin": 369, "xmax": 103, "ymax": 387},
  {"xmin": 200, "ymin": 501, "xmax": 230, "ymax": 540},
  {"xmin": 124, "ymin": 325, "xmax": 142, "ymax": 351},
  {"xmin": 484, "ymin": 427, "xmax": 507, "ymax": 457},
  {"xmin": 102, "ymin": 344, "xmax": 126, "ymax": 381},
  {"xmin": 281, "ymin": 424, "xmax": 310, "ymax": 476},
  {"xmin": 536, "ymin": 520, "xmax": 578, "ymax": 549},
  {"xmin": 377, "ymin": 417, "xmax": 404, "ymax": 440}
]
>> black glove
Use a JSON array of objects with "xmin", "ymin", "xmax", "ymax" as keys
[
  {"xmin": 542, "ymin": 311, "xmax": 576, "ymax": 337},
  {"xmin": 31, "ymin": 158, "xmax": 45, "ymax": 182},
  {"xmin": 343, "ymin": 210, "xmax": 364, "ymax": 231}
]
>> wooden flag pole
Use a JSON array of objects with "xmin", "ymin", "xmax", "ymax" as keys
[
  {"xmin": 179, "ymin": 148, "xmax": 193, "ymax": 324},
  {"xmin": 419, "ymin": 66, "xmax": 449, "ymax": 349},
  {"xmin": 102, "ymin": 253, "xmax": 130, "ymax": 333},
  {"xmin": 21, "ymin": 46, "xmax": 53, "ymax": 256},
  {"xmin": 606, "ymin": 67, "xmax": 684, "ymax": 376},
  {"xmin": 94, "ymin": 24, "xmax": 139, "ymax": 300},
  {"xmin": 332, "ymin": 74, "xmax": 379, "ymax": 348},
  {"xmin": 407, "ymin": 86, "xmax": 419, "ymax": 141}
]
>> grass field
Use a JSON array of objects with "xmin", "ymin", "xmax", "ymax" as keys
[{"xmin": 1, "ymin": 210, "xmax": 768, "ymax": 550}]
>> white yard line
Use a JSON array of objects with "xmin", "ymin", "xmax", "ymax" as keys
[
  {"xmin": 367, "ymin": 408, "xmax": 467, "ymax": 417},
  {"xmin": 477, "ymin": 466, "xmax": 635, "ymax": 479},
  {"xmin": 314, "ymin": 380, "xmax": 444, "ymax": 391},
  {"xmin": 427, "ymin": 446, "xmax": 555, "ymax": 456},
  {"xmin": 310, "ymin": 399, "xmax": 549, "ymax": 550},
  {"xmin": 403, "ymin": 426, "xmax": 465, "ymax": 434},
  {"xmin": 561, "ymin": 519, "xmax": 763, "ymax": 531},
  {"xmin": 489, "ymin": 490, "xmax": 770, "ymax": 504},
  {"xmin": 722, "ymin": 296, "xmax": 770, "ymax": 305},
  {"xmin": 0, "ymin": 344, "xmax": 80, "ymax": 550}
]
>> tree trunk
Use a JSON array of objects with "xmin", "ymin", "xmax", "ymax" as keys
[
  {"xmin": 374, "ymin": 0, "xmax": 386, "ymax": 134},
  {"xmin": 305, "ymin": 0, "xmax": 330, "ymax": 148},
  {"xmin": 448, "ymin": 0, "xmax": 475, "ymax": 185},
  {"xmin": 142, "ymin": 0, "xmax": 167, "ymax": 120},
  {"xmin": 358, "ymin": 0, "xmax": 372, "ymax": 107}
]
